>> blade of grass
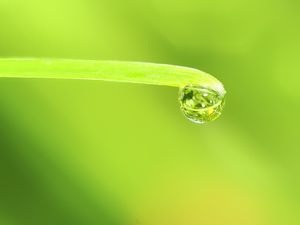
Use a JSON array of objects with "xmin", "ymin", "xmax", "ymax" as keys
[{"xmin": 0, "ymin": 58, "xmax": 225, "ymax": 95}]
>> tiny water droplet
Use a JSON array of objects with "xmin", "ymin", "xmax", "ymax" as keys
[{"xmin": 179, "ymin": 85, "xmax": 226, "ymax": 124}]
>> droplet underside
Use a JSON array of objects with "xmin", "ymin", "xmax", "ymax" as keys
[{"xmin": 179, "ymin": 85, "xmax": 226, "ymax": 124}]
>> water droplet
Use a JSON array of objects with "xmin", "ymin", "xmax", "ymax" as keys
[{"xmin": 178, "ymin": 85, "xmax": 226, "ymax": 124}]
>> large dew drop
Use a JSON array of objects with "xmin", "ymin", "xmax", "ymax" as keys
[{"xmin": 179, "ymin": 85, "xmax": 226, "ymax": 124}]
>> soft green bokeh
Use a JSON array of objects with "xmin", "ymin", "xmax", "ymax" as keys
[{"xmin": 0, "ymin": 0, "xmax": 299, "ymax": 225}]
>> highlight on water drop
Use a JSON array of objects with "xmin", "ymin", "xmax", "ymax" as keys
[{"xmin": 178, "ymin": 85, "xmax": 226, "ymax": 124}]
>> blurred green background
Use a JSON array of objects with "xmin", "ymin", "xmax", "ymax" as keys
[{"xmin": 0, "ymin": 0, "xmax": 299, "ymax": 224}]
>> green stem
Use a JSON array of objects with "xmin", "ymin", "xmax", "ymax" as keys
[{"xmin": 0, "ymin": 58, "xmax": 225, "ymax": 95}]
